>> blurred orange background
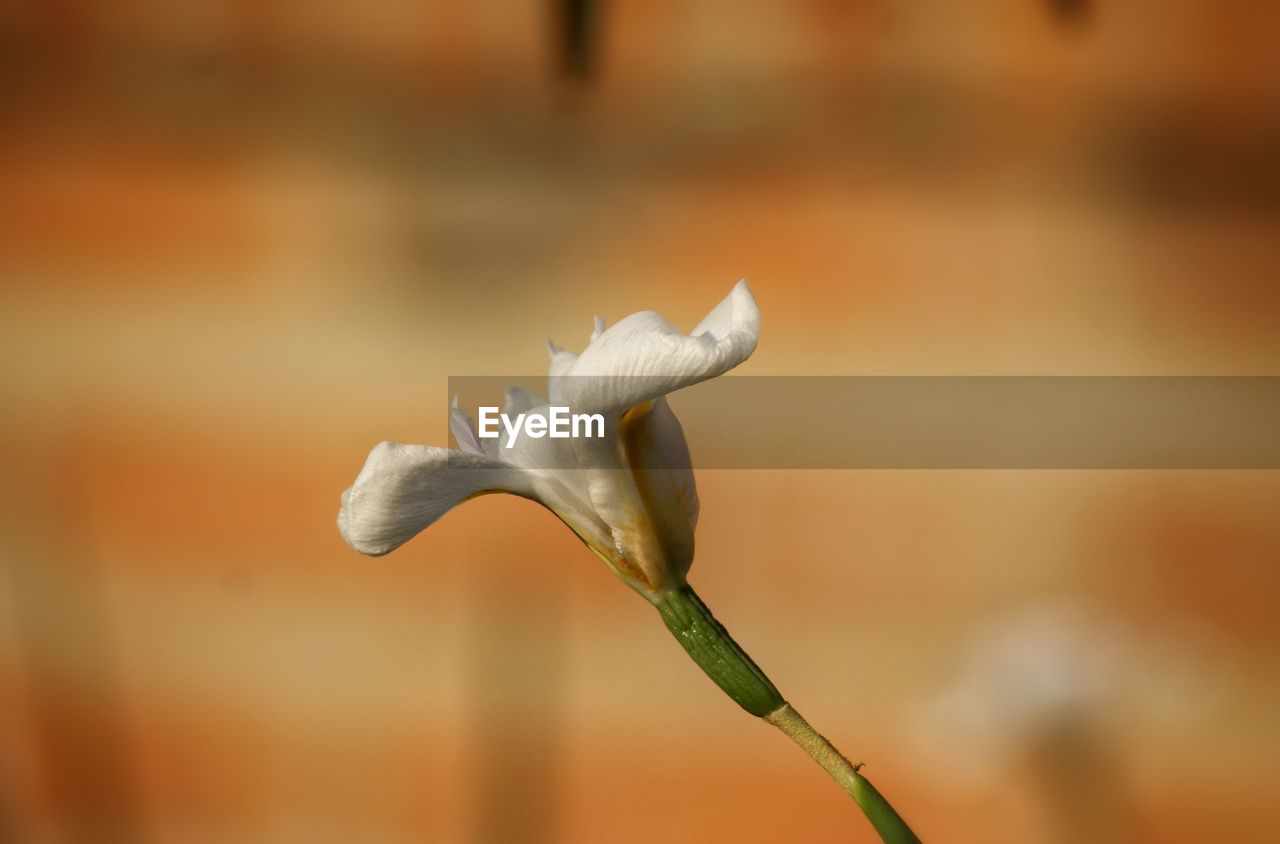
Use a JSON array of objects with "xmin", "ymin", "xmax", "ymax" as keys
[{"xmin": 2, "ymin": 2, "xmax": 1279, "ymax": 842}]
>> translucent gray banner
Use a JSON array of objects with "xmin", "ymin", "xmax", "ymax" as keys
[{"xmin": 447, "ymin": 377, "xmax": 1280, "ymax": 468}]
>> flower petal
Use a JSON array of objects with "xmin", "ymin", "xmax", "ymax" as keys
[
  {"xmin": 449, "ymin": 398, "xmax": 489, "ymax": 456},
  {"xmin": 546, "ymin": 340, "xmax": 579, "ymax": 404},
  {"xmin": 623, "ymin": 396, "xmax": 699, "ymax": 533},
  {"xmin": 554, "ymin": 279, "xmax": 760, "ymax": 413},
  {"xmin": 576, "ymin": 397, "xmax": 700, "ymax": 586},
  {"xmin": 567, "ymin": 431, "xmax": 681, "ymax": 591},
  {"xmin": 338, "ymin": 442, "xmax": 533, "ymax": 556},
  {"xmin": 504, "ymin": 385, "xmax": 547, "ymax": 415},
  {"xmin": 493, "ymin": 404, "xmax": 614, "ymax": 553}
]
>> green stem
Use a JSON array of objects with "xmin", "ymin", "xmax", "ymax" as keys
[{"xmin": 654, "ymin": 585, "xmax": 922, "ymax": 844}]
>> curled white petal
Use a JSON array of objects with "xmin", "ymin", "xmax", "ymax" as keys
[
  {"xmin": 554, "ymin": 279, "xmax": 759, "ymax": 412},
  {"xmin": 338, "ymin": 443, "xmax": 533, "ymax": 556}
]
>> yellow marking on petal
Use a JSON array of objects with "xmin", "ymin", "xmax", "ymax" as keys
[
  {"xmin": 530, "ymin": 494, "xmax": 657, "ymax": 593},
  {"xmin": 585, "ymin": 541, "xmax": 654, "ymax": 592}
]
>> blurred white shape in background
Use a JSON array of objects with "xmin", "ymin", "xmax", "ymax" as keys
[{"xmin": 908, "ymin": 599, "xmax": 1228, "ymax": 842}]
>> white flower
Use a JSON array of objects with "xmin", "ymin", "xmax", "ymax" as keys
[{"xmin": 337, "ymin": 280, "xmax": 760, "ymax": 600}]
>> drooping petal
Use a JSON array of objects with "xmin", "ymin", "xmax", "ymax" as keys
[
  {"xmin": 338, "ymin": 443, "xmax": 533, "ymax": 556},
  {"xmin": 555, "ymin": 279, "xmax": 760, "ymax": 413}
]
